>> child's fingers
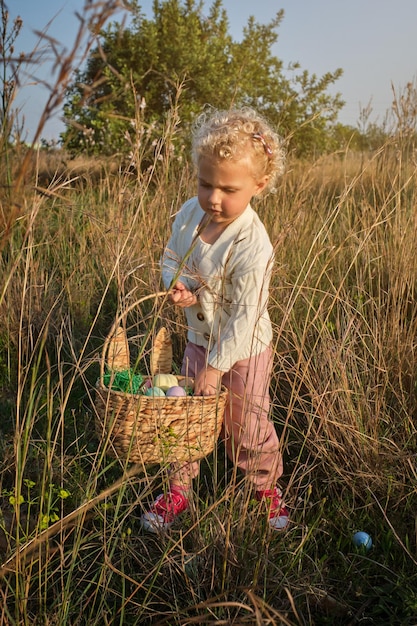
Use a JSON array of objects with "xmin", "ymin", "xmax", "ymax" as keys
[
  {"xmin": 169, "ymin": 290, "xmax": 184, "ymax": 305},
  {"xmin": 170, "ymin": 288, "xmax": 197, "ymax": 306}
]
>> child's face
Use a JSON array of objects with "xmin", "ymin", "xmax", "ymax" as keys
[{"xmin": 197, "ymin": 155, "xmax": 268, "ymax": 228}]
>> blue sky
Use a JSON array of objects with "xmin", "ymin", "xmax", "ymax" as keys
[{"xmin": 9, "ymin": 0, "xmax": 417, "ymax": 141}]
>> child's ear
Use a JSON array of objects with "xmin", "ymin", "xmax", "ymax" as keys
[{"xmin": 254, "ymin": 175, "xmax": 269, "ymax": 195}]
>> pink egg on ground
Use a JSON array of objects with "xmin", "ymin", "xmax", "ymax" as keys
[{"xmin": 166, "ymin": 385, "xmax": 187, "ymax": 397}]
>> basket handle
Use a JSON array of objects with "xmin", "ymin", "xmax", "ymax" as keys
[{"xmin": 99, "ymin": 291, "xmax": 168, "ymax": 380}]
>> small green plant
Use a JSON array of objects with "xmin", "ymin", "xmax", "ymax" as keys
[{"xmin": 3, "ymin": 479, "xmax": 71, "ymax": 536}]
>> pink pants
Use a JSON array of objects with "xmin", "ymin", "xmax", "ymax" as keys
[{"xmin": 170, "ymin": 342, "xmax": 283, "ymax": 491}]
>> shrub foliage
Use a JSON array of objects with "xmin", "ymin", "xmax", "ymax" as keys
[{"xmin": 62, "ymin": 0, "xmax": 344, "ymax": 156}]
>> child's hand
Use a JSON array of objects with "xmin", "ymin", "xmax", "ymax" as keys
[
  {"xmin": 194, "ymin": 365, "xmax": 223, "ymax": 396},
  {"xmin": 169, "ymin": 281, "xmax": 197, "ymax": 308}
]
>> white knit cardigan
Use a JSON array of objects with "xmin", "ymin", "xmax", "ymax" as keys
[{"xmin": 161, "ymin": 197, "xmax": 274, "ymax": 372}]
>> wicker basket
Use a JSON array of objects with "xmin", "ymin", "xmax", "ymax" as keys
[{"xmin": 94, "ymin": 322, "xmax": 227, "ymax": 465}]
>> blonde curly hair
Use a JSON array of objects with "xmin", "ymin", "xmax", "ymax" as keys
[{"xmin": 191, "ymin": 106, "xmax": 285, "ymax": 194}]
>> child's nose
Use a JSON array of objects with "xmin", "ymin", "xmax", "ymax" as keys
[{"xmin": 208, "ymin": 188, "xmax": 221, "ymax": 205}]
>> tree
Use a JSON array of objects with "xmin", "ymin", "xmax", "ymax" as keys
[{"xmin": 61, "ymin": 0, "xmax": 344, "ymax": 156}]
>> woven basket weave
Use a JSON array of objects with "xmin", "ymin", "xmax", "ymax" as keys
[{"xmin": 94, "ymin": 321, "xmax": 227, "ymax": 465}]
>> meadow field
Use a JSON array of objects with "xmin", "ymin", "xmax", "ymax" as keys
[
  {"xmin": 2, "ymin": 5, "xmax": 417, "ymax": 617},
  {"xmin": 0, "ymin": 108, "xmax": 416, "ymax": 625}
]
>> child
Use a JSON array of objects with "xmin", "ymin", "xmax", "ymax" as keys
[{"xmin": 141, "ymin": 107, "xmax": 288, "ymax": 532}]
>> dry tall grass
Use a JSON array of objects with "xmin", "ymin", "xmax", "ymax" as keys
[{"xmin": 1, "ymin": 127, "xmax": 416, "ymax": 624}]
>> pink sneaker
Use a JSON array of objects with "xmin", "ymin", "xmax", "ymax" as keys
[
  {"xmin": 141, "ymin": 486, "xmax": 190, "ymax": 533},
  {"xmin": 255, "ymin": 486, "xmax": 289, "ymax": 530}
]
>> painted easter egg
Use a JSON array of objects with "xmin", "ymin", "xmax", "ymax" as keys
[
  {"xmin": 145, "ymin": 386, "xmax": 165, "ymax": 397},
  {"xmin": 178, "ymin": 377, "xmax": 194, "ymax": 390},
  {"xmin": 166, "ymin": 385, "xmax": 187, "ymax": 397},
  {"xmin": 352, "ymin": 531, "xmax": 372, "ymax": 550},
  {"xmin": 152, "ymin": 374, "xmax": 178, "ymax": 391}
]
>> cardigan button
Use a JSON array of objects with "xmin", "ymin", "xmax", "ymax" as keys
[{"xmin": 197, "ymin": 312, "xmax": 204, "ymax": 321}]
